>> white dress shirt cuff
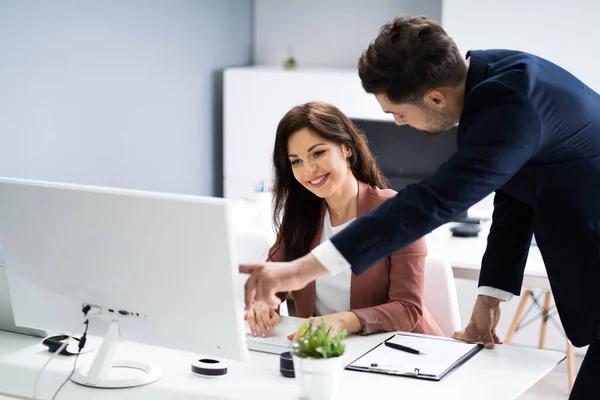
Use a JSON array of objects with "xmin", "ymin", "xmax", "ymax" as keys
[
  {"xmin": 310, "ymin": 240, "xmax": 351, "ymax": 276},
  {"xmin": 478, "ymin": 286, "xmax": 514, "ymax": 302}
]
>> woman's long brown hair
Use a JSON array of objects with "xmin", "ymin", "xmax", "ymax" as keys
[{"xmin": 268, "ymin": 101, "xmax": 388, "ymax": 261}]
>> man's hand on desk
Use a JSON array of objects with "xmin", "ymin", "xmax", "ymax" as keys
[
  {"xmin": 452, "ymin": 295, "xmax": 503, "ymax": 349},
  {"xmin": 239, "ymin": 253, "xmax": 329, "ymax": 309}
]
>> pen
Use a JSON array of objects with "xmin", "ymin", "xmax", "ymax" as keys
[{"xmin": 384, "ymin": 341, "xmax": 426, "ymax": 355}]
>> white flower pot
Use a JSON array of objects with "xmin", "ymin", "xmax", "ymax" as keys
[{"xmin": 291, "ymin": 354, "xmax": 344, "ymax": 400}]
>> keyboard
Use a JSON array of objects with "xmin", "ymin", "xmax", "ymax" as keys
[{"xmin": 245, "ymin": 333, "xmax": 293, "ymax": 354}]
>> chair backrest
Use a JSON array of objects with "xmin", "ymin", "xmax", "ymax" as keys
[
  {"xmin": 233, "ymin": 231, "xmax": 292, "ymax": 316},
  {"xmin": 423, "ymin": 255, "xmax": 461, "ymax": 336},
  {"xmin": 234, "ymin": 231, "xmax": 272, "ymax": 264}
]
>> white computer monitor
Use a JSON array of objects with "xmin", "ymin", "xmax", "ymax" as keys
[
  {"xmin": 0, "ymin": 177, "xmax": 249, "ymax": 388},
  {"xmin": 0, "ymin": 265, "xmax": 49, "ymax": 338}
]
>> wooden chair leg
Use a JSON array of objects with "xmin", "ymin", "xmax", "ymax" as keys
[
  {"xmin": 505, "ymin": 290, "xmax": 531, "ymax": 345},
  {"xmin": 567, "ymin": 340, "xmax": 576, "ymax": 390},
  {"xmin": 538, "ymin": 290, "xmax": 552, "ymax": 349},
  {"xmin": 538, "ymin": 291, "xmax": 575, "ymax": 393}
]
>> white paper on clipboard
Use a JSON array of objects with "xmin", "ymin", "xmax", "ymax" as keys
[{"xmin": 346, "ymin": 333, "xmax": 482, "ymax": 380}]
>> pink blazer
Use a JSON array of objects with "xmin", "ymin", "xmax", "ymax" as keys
[{"xmin": 270, "ymin": 181, "xmax": 444, "ymax": 336}]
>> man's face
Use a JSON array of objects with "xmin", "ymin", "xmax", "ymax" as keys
[{"xmin": 375, "ymin": 93, "xmax": 459, "ymax": 136}]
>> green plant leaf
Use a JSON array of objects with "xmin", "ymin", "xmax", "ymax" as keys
[
  {"xmin": 298, "ymin": 322, "xmax": 309, "ymax": 337},
  {"xmin": 292, "ymin": 320, "xmax": 347, "ymax": 359}
]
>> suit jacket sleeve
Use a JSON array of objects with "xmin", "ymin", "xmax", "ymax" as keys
[
  {"xmin": 330, "ymin": 82, "xmax": 543, "ymax": 275},
  {"xmin": 479, "ymin": 191, "xmax": 535, "ymax": 294},
  {"xmin": 350, "ymin": 240, "xmax": 427, "ymax": 334}
]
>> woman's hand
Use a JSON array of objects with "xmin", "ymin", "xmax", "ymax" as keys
[
  {"xmin": 244, "ymin": 302, "xmax": 280, "ymax": 337},
  {"xmin": 287, "ymin": 312, "xmax": 361, "ymax": 341}
]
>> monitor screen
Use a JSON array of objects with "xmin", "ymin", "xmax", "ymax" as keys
[{"xmin": 352, "ymin": 119, "xmax": 458, "ymax": 191}]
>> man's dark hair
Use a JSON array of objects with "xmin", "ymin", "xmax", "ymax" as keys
[{"xmin": 358, "ymin": 16, "xmax": 466, "ymax": 104}]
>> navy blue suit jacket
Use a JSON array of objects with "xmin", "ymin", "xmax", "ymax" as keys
[{"xmin": 331, "ymin": 49, "xmax": 600, "ymax": 347}]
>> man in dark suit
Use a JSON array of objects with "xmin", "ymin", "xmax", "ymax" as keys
[{"xmin": 240, "ymin": 16, "xmax": 600, "ymax": 398}]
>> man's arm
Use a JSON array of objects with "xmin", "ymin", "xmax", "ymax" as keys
[
  {"xmin": 479, "ymin": 191, "xmax": 535, "ymax": 296},
  {"xmin": 478, "ymin": 287, "xmax": 513, "ymax": 302},
  {"xmin": 315, "ymin": 83, "xmax": 543, "ymax": 276},
  {"xmin": 314, "ymin": 192, "xmax": 535, "ymax": 301}
]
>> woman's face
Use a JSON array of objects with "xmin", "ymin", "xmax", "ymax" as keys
[{"xmin": 287, "ymin": 127, "xmax": 352, "ymax": 199}]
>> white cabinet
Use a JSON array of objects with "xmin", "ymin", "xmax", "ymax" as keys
[{"xmin": 222, "ymin": 66, "xmax": 393, "ymax": 200}]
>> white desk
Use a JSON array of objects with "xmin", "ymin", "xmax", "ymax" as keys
[
  {"xmin": 0, "ymin": 316, "xmax": 564, "ymax": 400},
  {"xmin": 426, "ymin": 223, "xmax": 550, "ymax": 290}
]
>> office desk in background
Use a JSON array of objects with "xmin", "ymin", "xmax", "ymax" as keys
[
  {"xmin": 426, "ymin": 222, "xmax": 549, "ymax": 290},
  {"xmin": 0, "ymin": 316, "xmax": 565, "ymax": 400}
]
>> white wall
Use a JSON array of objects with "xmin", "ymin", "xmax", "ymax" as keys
[
  {"xmin": 442, "ymin": 0, "xmax": 600, "ymax": 92},
  {"xmin": 253, "ymin": 0, "xmax": 442, "ymax": 68},
  {"xmin": 0, "ymin": 0, "xmax": 252, "ymax": 197}
]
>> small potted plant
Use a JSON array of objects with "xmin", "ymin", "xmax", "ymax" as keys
[
  {"xmin": 283, "ymin": 44, "xmax": 297, "ymax": 70},
  {"xmin": 291, "ymin": 320, "xmax": 347, "ymax": 400},
  {"xmin": 283, "ymin": 56, "xmax": 297, "ymax": 70}
]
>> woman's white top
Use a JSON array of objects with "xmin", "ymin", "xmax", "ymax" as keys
[{"xmin": 313, "ymin": 208, "xmax": 355, "ymax": 316}]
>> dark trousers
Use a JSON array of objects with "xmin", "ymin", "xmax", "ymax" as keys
[{"xmin": 569, "ymin": 340, "xmax": 600, "ymax": 399}]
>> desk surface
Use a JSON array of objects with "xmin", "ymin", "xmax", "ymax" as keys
[
  {"xmin": 0, "ymin": 317, "xmax": 564, "ymax": 400},
  {"xmin": 426, "ymin": 223, "xmax": 550, "ymax": 290}
]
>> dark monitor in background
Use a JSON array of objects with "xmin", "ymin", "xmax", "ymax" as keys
[
  {"xmin": 352, "ymin": 119, "xmax": 458, "ymax": 191},
  {"xmin": 352, "ymin": 120, "xmax": 471, "ymax": 221}
]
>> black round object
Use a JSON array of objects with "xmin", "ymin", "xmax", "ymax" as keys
[
  {"xmin": 450, "ymin": 224, "xmax": 481, "ymax": 237},
  {"xmin": 191, "ymin": 358, "xmax": 228, "ymax": 377}
]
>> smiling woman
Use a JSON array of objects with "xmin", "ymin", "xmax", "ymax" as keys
[
  {"xmin": 287, "ymin": 129, "xmax": 354, "ymax": 201},
  {"xmin": 271, "ymin": 101, "xmax": 386, "ymax": 262},
  {"xmin": 243, "ymin": 101, "xmax": 444, "ymax": 341}
]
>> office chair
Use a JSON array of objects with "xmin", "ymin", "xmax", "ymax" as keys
[
  {"xmin": 234, "ymin": 231, "xmax": 289, "ymax": 316},
  {"xmin": 423, "ymin": 255, "xmax": 461, "ymax": 336}
]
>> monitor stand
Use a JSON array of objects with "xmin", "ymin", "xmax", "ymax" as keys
[{"xmin": 70, "ymin": 319, "xmax": 162, "ymax": 388}]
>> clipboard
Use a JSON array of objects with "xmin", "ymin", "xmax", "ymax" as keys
[{"xmin": 345, "ymin": 332, "xmax": 483, "ymax": 381}]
